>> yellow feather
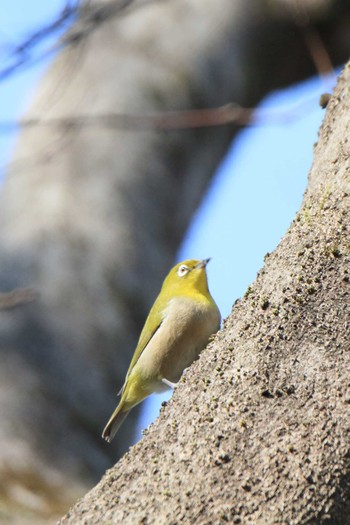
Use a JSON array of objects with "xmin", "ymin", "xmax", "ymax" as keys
[{"xmin": 102, "ymin": 259, "xmax": 220, "ymax": 442}]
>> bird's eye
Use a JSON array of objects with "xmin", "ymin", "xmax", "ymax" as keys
[{"xmin": 177, "ymin": 264, "xmax": 189, "ymax": 277}]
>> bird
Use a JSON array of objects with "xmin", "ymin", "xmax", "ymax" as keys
[{"xmin": 102, "ymin": 258, "xmax": 221, "ymax": 442}]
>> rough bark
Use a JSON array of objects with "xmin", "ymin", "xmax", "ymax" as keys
[
  {"xmin": 60, "ymin": 62, "xmax": 350, "ymax": 524},
  {"xmin": 1, "ymin": 0, "xmax": 350, "ymax": 522}
]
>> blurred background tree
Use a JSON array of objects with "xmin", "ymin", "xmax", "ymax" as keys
[{"xmin": 0, "ymin": 0, "xmax": 349, "ymax": 522}]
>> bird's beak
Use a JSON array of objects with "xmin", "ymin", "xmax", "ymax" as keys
[{"xmin": 195, "ymin": 258, "xmax": 211, "ymax": 269}]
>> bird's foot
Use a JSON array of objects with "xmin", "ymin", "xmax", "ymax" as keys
[{"xmin": 162, "ymin": 378, "xmax": 178, "ymax": 389}]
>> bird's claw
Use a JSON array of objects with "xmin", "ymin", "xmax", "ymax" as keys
[{"xmin": 162, "ymin": 378, "xmax": 178, "ymax": 389}]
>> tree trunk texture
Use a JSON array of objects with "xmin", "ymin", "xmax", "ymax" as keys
[
  {"xmin": 0, "ymin": 0, "xmax": 350, "ymax": 522},
  {"xmin": 60, "ymin": 62, "xmax": 350, "ymax": 524}
]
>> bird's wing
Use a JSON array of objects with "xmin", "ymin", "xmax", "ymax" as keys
[{"xmin": 118, "ymin": 293, "xmax": 167, "ymax": 395}]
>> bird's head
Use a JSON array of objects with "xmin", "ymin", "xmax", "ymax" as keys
[{"xmin": 163, "ymin": 258, "xmax": 211, "ymax": 297}]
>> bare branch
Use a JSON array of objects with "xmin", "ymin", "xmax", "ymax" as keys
[
  {"xmin": 0, "ymin": 0, "xmax": 151, "ymax": 82},
  {"xmin": 280, "ymin": 0, "xmax": 335, "ymax": 78},
  {"xmin": 0, "ymin": 92, "xmax": 331, "ymax": 135},
  {"xmin": 0, "ymin": 1, "xmax": 79, "ymax": 82}
]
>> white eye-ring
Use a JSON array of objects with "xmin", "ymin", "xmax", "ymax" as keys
[{"xmin": 177, "ymin": 264, "xmax": 190, "ymax": 277}]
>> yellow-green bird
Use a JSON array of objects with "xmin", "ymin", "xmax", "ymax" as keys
[{"xmin": 102, "ymin": 258, "xmax": 220, "ymax": 442}]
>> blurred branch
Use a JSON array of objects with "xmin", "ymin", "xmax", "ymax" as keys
[
  {"xmin": 0, "ymin": 0, "xmax": 149, "ymax": 82},
  {"xmin": 0, "ymin": 288, "xmax": 39, "ymax": 310},
  {"xmin": 63, "ymin": 0, "xmax": 148, "ymax": 47},
  {"xmin": 282, "ymin": 0, "xmax": 335, "ymax": 77},
  {"xmin": 0, "ymin": 1, "xmax": 79, "ymax": 81},
  {"xmin": 0, "ymin": 0, "xmax": 338, "ymax": 87},
  {"xmin": 0, "ymin": 104, "xmax": 252, "ymax": 131},
  {"xmin": 0, "ymin": 92, "xmax": 332, "ymax": 134},
  {"xmin": 301, "ymin": 25, "xmax": 334, "ymax": 77}
]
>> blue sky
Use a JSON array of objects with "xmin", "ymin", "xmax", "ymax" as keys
[
  {"xmin": 180, "ymin": 79, "xmax": 331, "ymax": 318},
  {"xmin": 0, "ymin": 0, "xmax": 73, "ymax": 174},
  {"xmin": 0, "ymin": 2, "xmax": 337, "ymax": 441}
]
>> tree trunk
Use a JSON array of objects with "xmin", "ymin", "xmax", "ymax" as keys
[
  {"xmin": 1, "ymin": 0, "xmax": 350, "ymax": 522},
  {"xmin": 60, "ymin": 62, "xmax": 350, "ymax": 524}
]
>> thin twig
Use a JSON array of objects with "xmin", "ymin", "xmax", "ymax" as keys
[
  {"xmin": 285, "ymin": 0, "xmax": 335, "ymax": 79},
  {"xmin": 0, "ymin": 1, "xmax": 78, "ymax": 81},
  {"xmin": 0, "ymin": 89, "xmax": 329, "ymax": 134},
  {"xmin": 0, "ymin": 0, "xmax": 148, "ymax": 82}
]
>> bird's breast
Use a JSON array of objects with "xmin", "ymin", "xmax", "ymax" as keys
[{"xmin": 135, "ymin": 295, "xmax": 220, "ymax": 388}]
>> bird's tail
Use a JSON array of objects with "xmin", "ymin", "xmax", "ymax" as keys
[{"xmin": 102, "ymin": 404, "xmax": 131, "ymax": 443}]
